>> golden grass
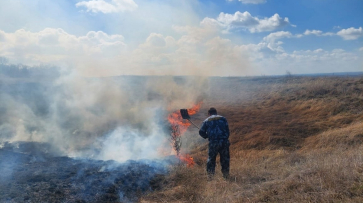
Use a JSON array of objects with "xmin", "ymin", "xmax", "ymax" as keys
[{"xmin": 142, "ymin": 76, "xmax": 363, "ymax": 203}]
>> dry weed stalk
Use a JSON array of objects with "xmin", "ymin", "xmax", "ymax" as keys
[{"xmin": 170, "ymin": 124, "xmax": 182, "ymax": 156}]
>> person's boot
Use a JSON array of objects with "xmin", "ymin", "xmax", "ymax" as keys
[
  {"xmin": 222, "ymin": 172, "xmax": 229, "ymax": 180},
  {"xmin": 207, "ymin": 172, "xmax": 214, "ymax": 181}
]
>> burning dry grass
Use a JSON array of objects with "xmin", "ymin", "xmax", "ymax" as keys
[{"xmin": 141, "ymin": 76, "xmax": 363, "ymax": 203}]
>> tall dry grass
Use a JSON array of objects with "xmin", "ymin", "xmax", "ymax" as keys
[{"xmin": 142, "ymin": 76, "xmax": 363, "ymax": 203}]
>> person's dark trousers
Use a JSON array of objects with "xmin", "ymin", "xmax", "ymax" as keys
[{"xmin": 207, "ymin": 139, "xmax": 230, "ymax": 179}]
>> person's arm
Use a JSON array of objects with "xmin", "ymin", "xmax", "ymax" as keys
[
  {"xmin": 225, "ymin": 118, "xmax": 230, "ymax": 138},
  {"xmin": 199, "ymin": 121, "xmax": 208, "ymax": 139}
]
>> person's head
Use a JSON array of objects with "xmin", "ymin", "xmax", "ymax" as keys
[{"xmin": 208, "ymin": 107, "xmax": 217, "ymax": 116}]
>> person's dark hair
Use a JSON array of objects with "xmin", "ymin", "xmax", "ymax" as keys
[{"xmin": 208, "ymin": 107, "xmax": 217, "ymax": 115}]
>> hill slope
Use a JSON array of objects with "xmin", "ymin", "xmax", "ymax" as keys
[{"xmin": 142, "ymin": 76, "xmax": 363, "ymax": 203}]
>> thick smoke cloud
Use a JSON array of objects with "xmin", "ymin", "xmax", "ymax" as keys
[
  {"xmin": 0, "ymin": 64, "xmax": 208, "ymax": 162},
  {"xmin": 0, "ymin": 27, "xmax": 253, "ymax": 77}
]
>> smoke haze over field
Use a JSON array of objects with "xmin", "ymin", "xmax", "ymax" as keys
[
  {"xmin": 1, "ymin": 0, "xmax": 362, "ymax": 163},
  {"xmin": 0, "ymin": 64, "xmax": 209, "ymax": 162},
  {"xmin": 0, "ymin": 27, "xmax": 253, "ymax": 77}
]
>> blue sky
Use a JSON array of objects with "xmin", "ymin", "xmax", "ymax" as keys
[{"xmin": 0, "ymin": 0, "xmax": 362, "ymax": 76}]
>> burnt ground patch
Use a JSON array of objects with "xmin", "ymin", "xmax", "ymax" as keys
[{"xmin": 0, "ymin": 142, "xmax": 175, "ymax": 203}]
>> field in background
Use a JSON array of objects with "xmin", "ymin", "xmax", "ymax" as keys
[{"xmin": 142, "ymin": 76, "xmax": 363, "ymax": 202}]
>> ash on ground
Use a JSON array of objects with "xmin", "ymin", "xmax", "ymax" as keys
[{"xmin": 0, "ymin": 142, "xmax": 177, "ymax": 203}]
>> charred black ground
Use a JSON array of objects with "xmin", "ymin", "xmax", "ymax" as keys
[{"xmin": 0, "ymin": 142, "xmax": 176, "ymax": 203}]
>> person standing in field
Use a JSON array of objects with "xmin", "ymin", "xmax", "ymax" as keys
[{"xmin": 199, "ymin": 107, "xmax": 230, "ymax": 179}]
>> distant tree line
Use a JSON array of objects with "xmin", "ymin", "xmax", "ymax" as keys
[{"xmin": 0, "ymin": 60, "xmax": 61, "ymax": 79}]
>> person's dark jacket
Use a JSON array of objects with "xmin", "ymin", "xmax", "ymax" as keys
[{"xmin": 199, "ymin": 115, "xmax": 230, "ymax": 140}]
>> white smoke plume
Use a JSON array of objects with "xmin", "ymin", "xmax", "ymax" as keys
[{"xmin": 0, "ymin": 65, "xmax": 208, "ymax": 161}]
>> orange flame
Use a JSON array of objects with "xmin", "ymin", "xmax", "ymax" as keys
[
  {"xmin": 167, "ymin": 102, "xmax": 202, "ymax": 167},
  {"xmin": 178, "ymin": 154, "xmax": 195, "ymax": 167},
  {"xmin": 167, "ymin": 102, "xmax": 202, "ymax": 135}
]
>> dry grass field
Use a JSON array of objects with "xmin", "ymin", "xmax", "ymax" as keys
[{"xmin": 142, "ymin": 76, "xmax": 363, "ymax": 203}]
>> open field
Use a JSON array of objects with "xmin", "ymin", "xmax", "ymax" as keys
[
  {"xmin": 1, "ymin": 70, "xmax": 363, "ymax": 202},
  {"xmin": 142, "ymin": 76, "xmax": 363, "ymax": 203}
]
